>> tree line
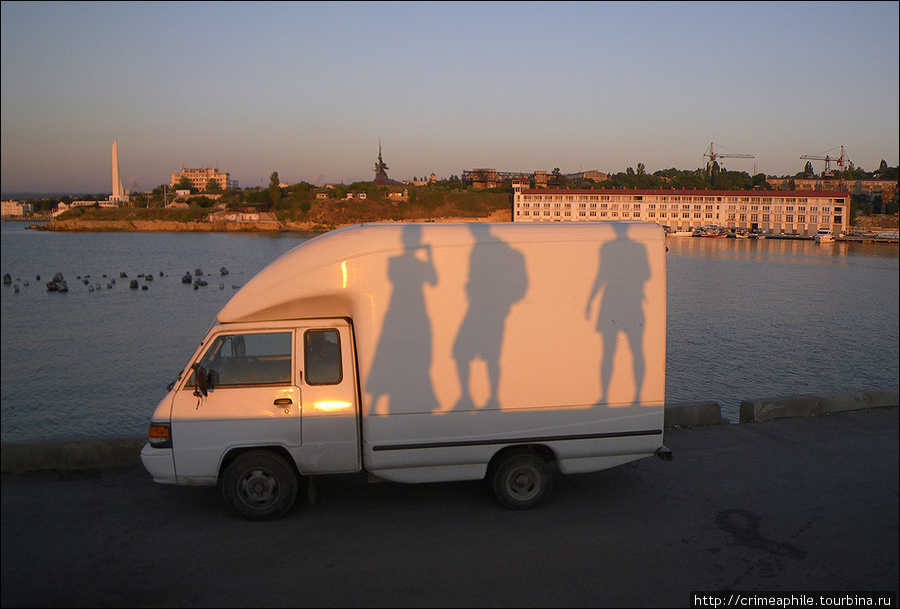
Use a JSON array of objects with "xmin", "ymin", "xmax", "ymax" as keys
[{"xmin": 16, "ymin": 161, "xmax": 898, "ymax": 216}]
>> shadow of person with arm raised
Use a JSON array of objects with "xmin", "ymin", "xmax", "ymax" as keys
[
  {"xmin": 584, "ymin": 222, "xmax": 650, "ymax": 406},
  {"xmin": 367, "ymin": 224, "xmax": 439, "ymax": 415}
]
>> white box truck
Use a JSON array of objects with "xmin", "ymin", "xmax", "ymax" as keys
[{"xmin": 141, "ymin": 221, "xmax": 669, "ymax": 519}]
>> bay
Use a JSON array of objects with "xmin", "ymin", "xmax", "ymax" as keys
[
  {"xmin": 1, "ymin": 221, "xmax": 898, "ymax": 442},
  {"xmin": 1, "ymin": 222, "xmax": 311, "ymax": 442}
]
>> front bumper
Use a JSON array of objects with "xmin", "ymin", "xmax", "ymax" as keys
[{"xmin": 140, "ymin": 442, "xmax": 177, "ymax": 484}]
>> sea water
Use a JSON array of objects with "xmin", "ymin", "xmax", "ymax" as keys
[{"xmin": 1, "ymin": 221, "xmax": 897, "ymax": 441}]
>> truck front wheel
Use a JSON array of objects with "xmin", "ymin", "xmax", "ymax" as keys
[
  {"xmin": 221, "ymin": 451, "xmax": 298, "ymax": 520},
  {"xmin": 491, "ymin": 450, "xmax": 552, "ymax": 510}
]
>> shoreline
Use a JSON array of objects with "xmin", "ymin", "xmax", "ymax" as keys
[
  {"xmin": 27, "ymin": 209, "xmax": 514, "ymax": 233},
  {"xmin": 10, "ymin": 213, "xmax": 898, "ymax": 243}
]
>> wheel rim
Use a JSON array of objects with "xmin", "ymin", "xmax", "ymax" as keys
[
  {"xmin": 505, "ymin": 464, "xmax": 541, "ymax": 501},
  {"xmin": 239, "ymin": 468, "xmax": 279, "ymax": 506}
]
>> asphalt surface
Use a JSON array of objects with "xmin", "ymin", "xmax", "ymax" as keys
[{"xmin": 2, "ymin": 407, "xmax": 898, "ymax": 608}]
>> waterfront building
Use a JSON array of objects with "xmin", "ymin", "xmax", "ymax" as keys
[
  {"xmin": 512, "ymin": 182, "xmax": 849, "ymax": 237},
  {"xmin": 1, "ymin": 200, "xmax": 32, "ymax": 218},
  {"xmin": 170, "ymin": 167, "xmax": 237, "ymax": 191}
]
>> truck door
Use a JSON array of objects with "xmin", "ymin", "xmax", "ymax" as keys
[
  {"xmin": 170, "ymin": 329, "xmax": 300, "ymax": 482},
  {"xmin": 294, "ymin": 321, "xmax": 361, "ymax": 473}
]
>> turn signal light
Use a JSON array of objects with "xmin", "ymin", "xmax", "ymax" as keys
[{"xmin": 148, "ymin": 423, "xmax": 172, "ymax": 448}]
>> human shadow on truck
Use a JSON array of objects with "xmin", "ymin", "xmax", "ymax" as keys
[
  {"xmin": 451, "ymin": 223, "xmax": 528, "ymax": 411},
  {"xmin": 585, "ymin": 221, "xmax": 650, "ymax": 406},
  {"xmin": 367, "ymin": 224, "xmax": 439, "ymax": 415}
]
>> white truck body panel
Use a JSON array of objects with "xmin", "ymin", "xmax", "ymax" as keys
[{"xmin": 143, "ymin": 221, "xmax": 666, "ymax": 488}]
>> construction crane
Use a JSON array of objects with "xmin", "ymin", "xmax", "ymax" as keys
[
  {"xmin": 703, "ymin": 142, "xmax": 754, "ymax": 176},
  {"xmin": 800, "ymin": 146, "xmax": 850, "ymax": 180}
]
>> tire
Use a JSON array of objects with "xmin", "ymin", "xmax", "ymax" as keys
[
  {"xmin": 491, "ymin": 450, "xmax": 552, "ymax": 510},
  {"xmin": 221, "ymin": 451, "xmax": 298, "ymax": 521}
]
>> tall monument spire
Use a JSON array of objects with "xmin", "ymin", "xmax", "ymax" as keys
[{"xmin": 111, "ymin": 140, "xmax": 125, "ymax": 201}]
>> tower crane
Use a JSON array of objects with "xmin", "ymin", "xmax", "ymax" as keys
[
  {"xmin": 703, "ymin": 142, "xmax": 754, "ymax": 176},
  {"xmin": 800, "ymin": 146, "xmax": 850, "ymax": 181}
]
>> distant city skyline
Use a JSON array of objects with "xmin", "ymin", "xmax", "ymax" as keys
[{"xmin": 2, "ymin": 1, "xmax": 898, "ymax": 195}]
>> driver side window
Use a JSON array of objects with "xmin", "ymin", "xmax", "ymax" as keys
[{"xmin": 192, "ymin": 332, "xmax": 292, "ymax": 388}]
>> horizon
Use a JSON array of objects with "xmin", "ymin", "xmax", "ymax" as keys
[
  {"xmin": 2, "ymin": 1, "xmax": 898, "ymax": 194},
  {"xmin": 2, "ymin": 164, "xmax": 893, "ymax": 201}
]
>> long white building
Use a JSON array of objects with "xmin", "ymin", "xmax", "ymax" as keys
[{"xmin": 512, "ymin": 181, "xmax": 849, "ymax": 237}]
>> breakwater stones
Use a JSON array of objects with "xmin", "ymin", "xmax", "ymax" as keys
[
  {"xmin": 45, "ymin": 272, "xmax": 68, "ymax": 292},
  {"xmin": 4, "ymin": 266, "xmax": 241, "ymax": 295}
]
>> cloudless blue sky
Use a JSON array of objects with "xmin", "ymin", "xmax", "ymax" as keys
[{"xmin": 2, "ymin": 1, "xmax": 898, "ymax": 194}]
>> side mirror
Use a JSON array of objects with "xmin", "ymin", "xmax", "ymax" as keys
[{"xmin": 194, "ymin": 364, "xmax": 208, "ymax": 397}]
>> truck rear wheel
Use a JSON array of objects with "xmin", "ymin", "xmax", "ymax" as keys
[
  {"xmin": 221, "ymin": 451, "xmax": 298, "ymax": 520},
  {"xmin": 491, "ymin": 450, "xmax": 552, "ymax": 510}
]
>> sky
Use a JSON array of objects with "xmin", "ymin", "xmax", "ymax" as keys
[{"xmin": 1, "ymin": 1, "xmax": 898, "ymax": 195}]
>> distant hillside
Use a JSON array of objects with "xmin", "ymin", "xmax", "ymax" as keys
[{"xmin": 42, "ymin": 189, "xmax": 514, "ymax": 232}]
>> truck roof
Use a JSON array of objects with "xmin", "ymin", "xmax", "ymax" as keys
[{"xmin": 216, "ymin": 221, "xmax": 664, "ymax": 324}]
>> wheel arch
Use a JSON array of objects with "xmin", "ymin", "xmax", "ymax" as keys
[
  {"xmin": 218, "ymin": 444, "xmax": 298, "ymax": 481},
  {"xmin": 486, "ymin": 443, "xmax": 556, "ymax": 480}
]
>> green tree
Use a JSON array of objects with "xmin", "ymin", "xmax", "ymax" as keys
[
  {"xmin": 205, "ymin": 178, "xmax": 221, "ymax": 193},
  {"xmin": 268, "ymin": 172, "xmax": 281, "ymax": 208},
  {"xmin": 175, "ymin": 176, "xmax": 192, "ymax": 191},
  {"xmin": 550, "ymin": 167, "xmax": 568, "ymax": 188},
  {"xmin": 751, "ymin": 173, "xmax": 770, "ymax": 189}
]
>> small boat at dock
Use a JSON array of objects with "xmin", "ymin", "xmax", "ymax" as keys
[
  {"xmin": 699, "ymin": 225, "xmax": 728, "ymax": 238},
  {"xmin": 814, "ymin": 228, "xmax": 835, "ymax": 243}
]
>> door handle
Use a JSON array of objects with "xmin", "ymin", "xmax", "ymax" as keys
[{"xmin": 274, "ymin": 398, "xmax": 293, "ymax": 406}]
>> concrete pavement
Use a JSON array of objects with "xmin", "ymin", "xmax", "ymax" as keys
[{"xmin": 2, "ymin": 405, "xmax": 897, "ymax": 607}]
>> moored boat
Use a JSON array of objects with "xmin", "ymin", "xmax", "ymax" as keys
[
  {"xmin": 814, "ymin": 228, "xmax": 835, "ymax": 243},
  {"xmin": 699, "ymin": 225, "xmax": 728, "ymax": 238}
]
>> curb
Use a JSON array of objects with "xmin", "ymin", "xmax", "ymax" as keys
[
  {"xmin": 663, "ymin": 401, "xmax": 726, "ymax": 428},
  {"xmin": 739, "ymin": 388, "xmax": 899, "ymax": 422},
  {"xmin": 1, "ymin": 436, "xmax": 145, "ymax": 474}
]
